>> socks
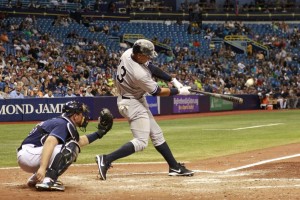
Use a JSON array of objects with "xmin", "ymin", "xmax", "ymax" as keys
[
  {"xmin": 105, "ymin": 141, "xmax": 178, "ymax": 169},
  {"xmin": 106, "ymin": 142, "xmax": 135, "ymax": 163},
  {"xmin": 155, "ymin": 142, "xmax": 178, "ymax": 169}
]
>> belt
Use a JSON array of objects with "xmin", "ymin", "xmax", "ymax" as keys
[
  {"xmin": 17, "ymin": 144, "xmax": 37, "ymax": 152},
  {"xmin": 121, "ymin": 96, "xmax": 144, "ymax": 100},
  {"xmin": 122, "ymin": 96, "xmax": 130, "ymax": 99},
  {"xmin": 17, "ymin": 146, "xmax": 22, "ymax": 152}
]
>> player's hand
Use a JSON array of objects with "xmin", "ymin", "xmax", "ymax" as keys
[
  {"xmin": 97, "ymin": 108, "xmax": 113, "ymax": 139},
  {"xmin": 36, "ymin": 167, "xmax": 46, "ymax": 182},
  {"xmin": 172, "ymin": 78, "xmax": 183, "ymax": 89},
  {"xmin": 178, "ymin": 86, "xmax": 191, "ymax": 95}
]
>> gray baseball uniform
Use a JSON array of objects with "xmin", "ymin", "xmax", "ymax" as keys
[
  {"xmin": 116, "ymin": 48, "xmax": 165, "ymax": 151},
  {"xmin": 95, "ymin": 39, "xmax": 194, "ymax": 180}
]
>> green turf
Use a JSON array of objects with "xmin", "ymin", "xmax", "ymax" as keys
[{"xmin": 1, "ymin": 110, "xmax": 299, "ymax": 167}]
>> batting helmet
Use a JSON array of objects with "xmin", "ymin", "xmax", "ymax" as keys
[
  {"xmin": 62, "ymin": 101, "xmax": 90, "ymax": 130},
  {"xmin": 132, "ymin": 39, "xmax": 158, "ymax": 58}
]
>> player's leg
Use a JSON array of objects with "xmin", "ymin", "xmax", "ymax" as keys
[
  {"xmin": 149, "ymin": 110, "xmax": 194, "ymax": 176},
  {"xmin": 35, "ymin": 141, "xmax": 80, "ymax": 191},
  {"xmin": 95, "ymin": 116, "xmax": 150, "ymax": 180},
  {"xmin": 17, "ymin": 145, "xmax": 43, "ymax": 173},
  {"xmin": 96, "ymin": 99, "xmax": 150, "ymax": 180},
  {"xmin": 17, "ymin": 145, "xmax": 44, "ymax": 187}
]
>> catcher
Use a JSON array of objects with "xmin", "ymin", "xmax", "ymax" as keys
[{"xmin": 16, "ymin": 100, "xmax": 113, "ymax": 191}]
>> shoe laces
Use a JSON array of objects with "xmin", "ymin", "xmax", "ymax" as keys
[
  {"xmin": 178, "ymin": 162, "xmax": 187, "ymax": 170},
  {"xmin": 107, "ymin": 163, "xmax": 113, "ymax": 170}
]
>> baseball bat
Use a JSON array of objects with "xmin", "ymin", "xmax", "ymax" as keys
[{"xmin": 188, "ymin": 89, "xmax": 244, "ymax": 104}]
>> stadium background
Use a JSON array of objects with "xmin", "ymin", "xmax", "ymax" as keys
[
  {"xmin": 0, "ymin": 0, "xmax": 300, "ymax": 199},
  {"xmin": 0, "ymin": 0, "xmax": 299, "ymax": 120}
]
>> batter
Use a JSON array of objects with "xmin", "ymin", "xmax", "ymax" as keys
[{"xmin": 96, "ymin": 39, "xmax": 194, "ymax": 180}]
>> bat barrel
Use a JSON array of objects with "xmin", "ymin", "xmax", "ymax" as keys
[{"xmin": 188, "ymin": 89, "xmax": 243, "ymax": 104}]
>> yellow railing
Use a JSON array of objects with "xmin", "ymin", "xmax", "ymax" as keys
[
  {"xmin": 224, "ymin": 35, "xmax": 268, "ymax": 51},
  {"xmin": 123, "ymin": 34, "xmax": 145, "ymax": 40}
]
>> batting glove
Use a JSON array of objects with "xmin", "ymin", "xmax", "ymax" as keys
[
  {"xmin": 178, "ymin": 86, "xmax": 191, "ymax": 95},
  {"xmin": 172, "ymin": 78, "xmax": 183, "ymax": 89}
]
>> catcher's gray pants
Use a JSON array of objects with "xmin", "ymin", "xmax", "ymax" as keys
[{"xmin": 117, "ymin": 96, "xmax": 165, "ymax": 152}]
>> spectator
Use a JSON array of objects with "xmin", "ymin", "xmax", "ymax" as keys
[
  {"xmin": 9, "ymin": 85, "xmax": 24, "ymax": 99},
  {"xmin": 65, "ymin": 87, "xmax": 76, "ymax": 97},
  {"xmin": 85, "ymin": 86, "xmax": 94, "ymax": 97},
  {"xmin": 247, "ymin": 43, "xmax": 253, "ymax": 57},
  {"xmin": 286, "ymin": 88, "xmax": 298, "ymax": 109},
  {"xmin": 94, "ymin": 0, "xmax": 102, "ymax": 12},
  {"xmin": 43, "ymin": 90, "xmax": 54, "ymax": 98},
  {"xmin": 157, "ymin": 79, "xmax": 168, "ymax": 88},
  {"xmin": 102, "ymin": 24, "xmax": 110, "ymax": 35},
  {"xmin": 29, "ymin": 86, "xmax": 44, "ymax": 98}
]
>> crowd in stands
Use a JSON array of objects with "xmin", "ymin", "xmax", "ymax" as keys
[
  {"xmin": 0, "ymin": 14, "xmax": 299, "ymax": 109},
  {"xmin": 1, "ymin": 0, "xmax": 299, "ymax": 14}
]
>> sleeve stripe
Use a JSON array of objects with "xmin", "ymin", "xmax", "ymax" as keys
[{"xmin": 150, "ymin": 85, "xmax": 161, "ymax": 96}]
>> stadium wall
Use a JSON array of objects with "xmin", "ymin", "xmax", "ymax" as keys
[{"xmin": 0, "ymin": 95, "xmax": 259, "ymax": 122}]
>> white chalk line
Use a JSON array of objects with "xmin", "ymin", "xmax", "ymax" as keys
[
  {"xmin": 2, "ymin": 152, "xmax": 299, "ymax": 176},
  {"xmin": 232, "ymin": 123, "xmax": 284, "ymax": 130},
  {"xmin": 243, "ymin": 185, "xmax": 300, "ymax": 189},
  {"xmin": 202, "ymin": 123, "xmax": 284, "ymax": 131},
  {"xmin": 224, "ymin": 153, "xmax": 300, "ymax": 173}
]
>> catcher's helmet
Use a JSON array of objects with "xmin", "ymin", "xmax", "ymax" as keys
[
  {"xmin": 132, "ymin": 39, "xmax": 158, "ymax": 58},
  {"xmin": 62, "ymin": 101, "xmax": 90, "ymax": 131}
]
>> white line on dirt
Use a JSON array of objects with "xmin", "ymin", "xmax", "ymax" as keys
[
  {"xmin": 202, "ymin": 123, "xmax": 283, "ymax": 131},
  {"xmin": 224, "ymin": 153, "xmax": 300, "ymax": 173},
  {"xmin": 243, "ymin": 185, "xmax": 300, "ymax": 189}
]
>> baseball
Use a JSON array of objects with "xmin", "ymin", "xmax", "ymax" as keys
[{"xmin": 245, "ymin": 78, "xmax": 254, "ymax": 87}]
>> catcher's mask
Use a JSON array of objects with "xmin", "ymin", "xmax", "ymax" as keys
[
  {"xmin": 62, "ymin": 101, "xmax": 90, "ymax": 132},
  {"xmin": 132, "ymin": 39, "xmax": 158, "ymax": 58}
]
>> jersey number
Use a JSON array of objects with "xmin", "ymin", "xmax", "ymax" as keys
[{"xmin": 117, "ymin": 66, "xmax": 126, "ymax": 83}]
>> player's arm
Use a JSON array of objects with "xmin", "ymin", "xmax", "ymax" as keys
[
  {"xmin": 148, "ymin": 63, "xmax": 172, "ymax": 81},
  {"xmin": 36, "ymin": 135, "xmax": 59, "ymax": 182},
  {"xmin": 140, "ymin": 75, "xmax": 190, "ymax": 97},
  {"xmin": 148, "ymin": 62, "xmax": 183, "ymax": 89},
  {"xmin": 155, "ymin": 87, "xmax": 190, "ymax": 96},
  {"xmin": 158, "ymin": 87, "xmax": 178, "ymax": 96}
]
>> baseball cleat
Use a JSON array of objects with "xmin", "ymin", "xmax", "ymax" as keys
[
  {"xmin": 36, "ymin": 180, "xmax": 65, "ymax": 191},
  {"xmin": 95, "ymin": 155, "xmax": 111, "ymax": 180},
  {"xmin": 27, "ymin": 174, "xmax": 37, "ymax": 188},
  {"xmin": 168, "ymin": 163, "xmax": 194, "ymax": 176}
]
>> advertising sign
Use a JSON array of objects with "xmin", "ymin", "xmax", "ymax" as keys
[
  {"xmin": 173, "ymin": 96, "xmax": 199, "ymax": 113},
  {"xmin": 210, "ymin": 96, "xmax": 233, "ymax": 111},
  {"xmin": 146, "ymin": 96, "xmax": 159, "ymax": 115}
]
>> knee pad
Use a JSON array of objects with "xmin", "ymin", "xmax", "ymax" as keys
[
  {"xmin": 131, "ymin": 138, "xmax": 148, "ymax": 152},
  {"xmin": 46, "ymin": 141, "xmax": 80, "ymax": 180}
]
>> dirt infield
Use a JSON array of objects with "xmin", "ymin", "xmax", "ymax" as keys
[{"xmin": 1, "ymin": 110, "xmax": 300, "ymax": 200}]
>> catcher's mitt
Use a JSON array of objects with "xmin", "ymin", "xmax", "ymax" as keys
[{"xmin": 97, "ymin": 108, "xmax": 113, "ymax": 139}]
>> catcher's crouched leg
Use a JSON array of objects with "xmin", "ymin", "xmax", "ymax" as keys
[{"xmin": 46, "ymin": 140, "xmax": 80, "ymax": 181}]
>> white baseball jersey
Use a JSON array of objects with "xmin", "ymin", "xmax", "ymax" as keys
[{"xmin": 116, "ymin": 48, "xmax": 159, "ymax": 99}]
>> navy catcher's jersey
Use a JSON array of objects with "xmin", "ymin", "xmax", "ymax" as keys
[
  {"xmin": 116, "ymin": 48, "xmax": 159, "ymax": 98},
  {"xmin": 21, "ymin": 115, "xmax": 78, "ymax": 147}
]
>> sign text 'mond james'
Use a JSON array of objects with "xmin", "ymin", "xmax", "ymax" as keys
[{"xmin": 0, "ymin": 104, "xmax": 65, "ymax": 115}]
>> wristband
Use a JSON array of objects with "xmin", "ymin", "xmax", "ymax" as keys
[
  {"xmin": 169, "ymin": 88, "xmax": 179, "ymax": 96},
  {"xmin": 86, "ymin": 131, "xmax": 99, "ymax": 144}
]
